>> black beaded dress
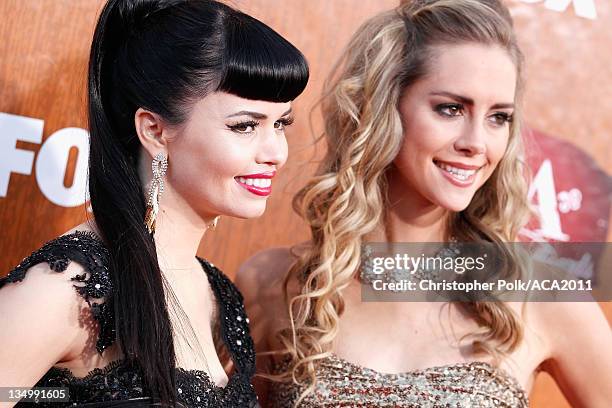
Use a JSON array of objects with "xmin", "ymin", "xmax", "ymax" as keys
[{"xmin": 0, "ymin": 230, "xmax": 259, "ymax": 407}]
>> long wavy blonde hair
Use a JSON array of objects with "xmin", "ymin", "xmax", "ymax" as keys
[{"xmin": 276, "ymin": 0, "xmax": 534, "ymax": 402}]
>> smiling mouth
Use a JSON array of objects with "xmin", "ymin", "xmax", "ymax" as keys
[
  {"xmin": 235, "ymin": 177, "xmax": 272, "ymax": 188},
  {"xmin": 433, "ymin": 159, "xmax": 484, "ymax": 184},
  {"xmin": 234, "ymin": 172, "xmax": 275, "ymax": 197}
]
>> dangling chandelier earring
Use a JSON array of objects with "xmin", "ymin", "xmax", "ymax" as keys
[{"xmin": 144, "ymin": 152, "xmax": 168, "ymax": 235}]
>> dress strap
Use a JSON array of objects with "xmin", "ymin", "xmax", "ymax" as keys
[
  {"xmin": 197, "ymin": 258, "xmax": 256, "ymax": 377},
  {"xmin": 1, "ymin": 230, "xmax": 116, "ymax": 353}
]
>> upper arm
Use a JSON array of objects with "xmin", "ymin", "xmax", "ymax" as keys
[
  {"xmin": 538, "ymin": 301, "xmax": 612, "ymax": 407},
  {"xmin": 0, "ymin": 262, "xmax": 89, "ymax": 389}
]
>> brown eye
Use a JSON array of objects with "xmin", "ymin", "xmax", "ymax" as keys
[
  {"xmin": 489, "ymin": 113, "xmax": 513, "ymax": 127},
  {"xmin": 436, "ymin": 104, "xmax": 464, "ymax": 117},
  {"xmin": 227, "ymin": 120, "xmax": 259, "ymax": 133}
]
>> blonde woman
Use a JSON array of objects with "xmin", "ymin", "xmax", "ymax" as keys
[{"xmin": 236, "ymin": 0, "xmax": 612, "ymax": 406}]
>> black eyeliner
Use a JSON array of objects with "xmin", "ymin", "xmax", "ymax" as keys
[{"xmin": 227, "ymin": 120, "xmax": 260, "ymax": 132}]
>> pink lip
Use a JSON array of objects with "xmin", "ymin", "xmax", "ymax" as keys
[
  {"xmin": 434, "ymin": 161, "xmax": 480, "ymax": 188},
  {"xmin": 433, "ymin": 160, "xmax": 484, "ymax": 170},
  {"xmin": 235, "ymin": 171, "xmax": 276, "ymax": 197}
]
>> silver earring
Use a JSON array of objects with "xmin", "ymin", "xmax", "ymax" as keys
[{"xmin": 144, "ymin": 152, "xmax": 168, "ymax": 235}]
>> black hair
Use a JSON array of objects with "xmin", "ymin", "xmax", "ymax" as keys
[{"xmin": 87, "ymin": 0, "xmax": 308, "ymax": 404}]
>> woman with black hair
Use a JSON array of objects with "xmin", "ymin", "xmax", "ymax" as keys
[{"xmin": 0, "ymin": 0, "xmax": 308, "ymax": 407}]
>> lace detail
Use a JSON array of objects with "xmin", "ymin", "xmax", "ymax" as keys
[
  {"xmin": 1, "ymin": 230, "xmax": 115, "ymax": 353},
  {"xmin": 31, "ymin": 359, "xmax": 146, "ymax": 406},
  {"xmin": 24, "ymin": 360, "xmax": 258, "ymax": 407},
  {"xmin": 3, "ymin": 231, "xmax": 259, "ymax": 407}
]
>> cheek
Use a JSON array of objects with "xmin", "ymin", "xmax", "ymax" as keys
[
  {"xmin": 202, "ymin": 140, "xmax": 249, "ymax": 177},
  {"xmin": 168, "ymin": 133, "xmax": 250, "ymax": 193},
  {"xmin": 395, "ymin": 118, "xmax": 448, "ymax": 170}
]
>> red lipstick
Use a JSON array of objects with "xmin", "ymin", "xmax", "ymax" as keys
[{"xmin": 235, "ymin": 171, "xmax": 276, "ymax": 197}]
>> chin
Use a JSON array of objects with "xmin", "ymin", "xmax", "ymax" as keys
[
  {"xmin": 444, "ymin": 203, "xmax": 470, "ymax": 212},
  {"xmin": 435, "ymin": 194, "xmax": 474, "ymax": 213},
  {"xmin": 231, "ymin": 204, "xmax": 267, "ymax": 219}
]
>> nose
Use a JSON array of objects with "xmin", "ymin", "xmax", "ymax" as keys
[
  {"xmin": 255, "ymin": 126, "xmax": 288, "ymax": 168},
  {"xmin": 453, "ymin": 120, "xmax": 486, "ymax": 156}
]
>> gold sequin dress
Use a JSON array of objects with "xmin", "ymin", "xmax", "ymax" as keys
[{"xmin": 270, "ymin": 353, "xmax": 528, "ymax": 407}]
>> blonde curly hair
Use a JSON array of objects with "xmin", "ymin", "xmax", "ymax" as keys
[{"xmin": 275, "ymin": 0, "xmax": 534, "ymax": 403}]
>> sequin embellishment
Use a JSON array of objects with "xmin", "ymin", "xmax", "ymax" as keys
[{"xmin": 270, "ymin": 354, "xmax": 528, "ymax": 407}]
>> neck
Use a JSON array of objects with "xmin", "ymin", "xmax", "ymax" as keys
[
  {"xmin": 371, "ymin": 167, "xmax": 451, "ymax": 243},
  {"xmin": 152, "ymin": 187, "xmax": 216, "ymax": 274}
]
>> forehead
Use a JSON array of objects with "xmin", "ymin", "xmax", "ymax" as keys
[{"xmin": 413, "ymin": 43, "xmax": 517, "ymax": 106}]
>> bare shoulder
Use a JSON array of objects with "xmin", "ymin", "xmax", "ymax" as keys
[
  {"xmin": 521, "ymin": 299, "xmax": 612, "ymax": 405},
  {"xmin": 519, "ymin": 260, "xmax": 607, "ymax": 342},
  {"xmin": 525, "ymin": 300, "xmax": 609, "ymax": 347},
  {"xmin": 514, "ymin": 259, "xmax": 610, "ymax": 372},
  {"xmin": 0, "ymin": 258, "xmax": 96, "ymax": 387},
  {"xmin": 0, "ymin": 222, "xmax": 107, "ymax": 387}
]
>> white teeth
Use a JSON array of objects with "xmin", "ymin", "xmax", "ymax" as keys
[
  {"xmin": 435, "ymin": 161, "xmax": 478, "ymax": 181},
  {"xmin": 237, "ymin": 178, "xmax": 272, "ymax": 188}
]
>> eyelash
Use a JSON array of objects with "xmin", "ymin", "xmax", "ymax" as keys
[
  {"xmin": 226, "ymin": 117, "xmax": 295, "ymax": 134},
  {"xmin": 227, "ymin": 120, "xmax": 260, "ymax": 133},
  {"xmin": 434, "ymin": 103, "xmax": 513, "ymax": 126},
  {"xmin": 275, "ymin": 116, "xmax": 295, "ymax": 130}
]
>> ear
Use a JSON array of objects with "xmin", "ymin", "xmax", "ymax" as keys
[{"xmin": 134, "ymin": 108, "xmax": 167, "ymax": 158}]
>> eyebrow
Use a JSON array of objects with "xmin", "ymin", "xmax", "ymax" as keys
[
  {"xmin": 226, "ymin": 108, "xmax": 293, "ymax": 119},
  {"xmin": 429, "ymin": 91, "xmax": 514, "ymax": 110}
]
